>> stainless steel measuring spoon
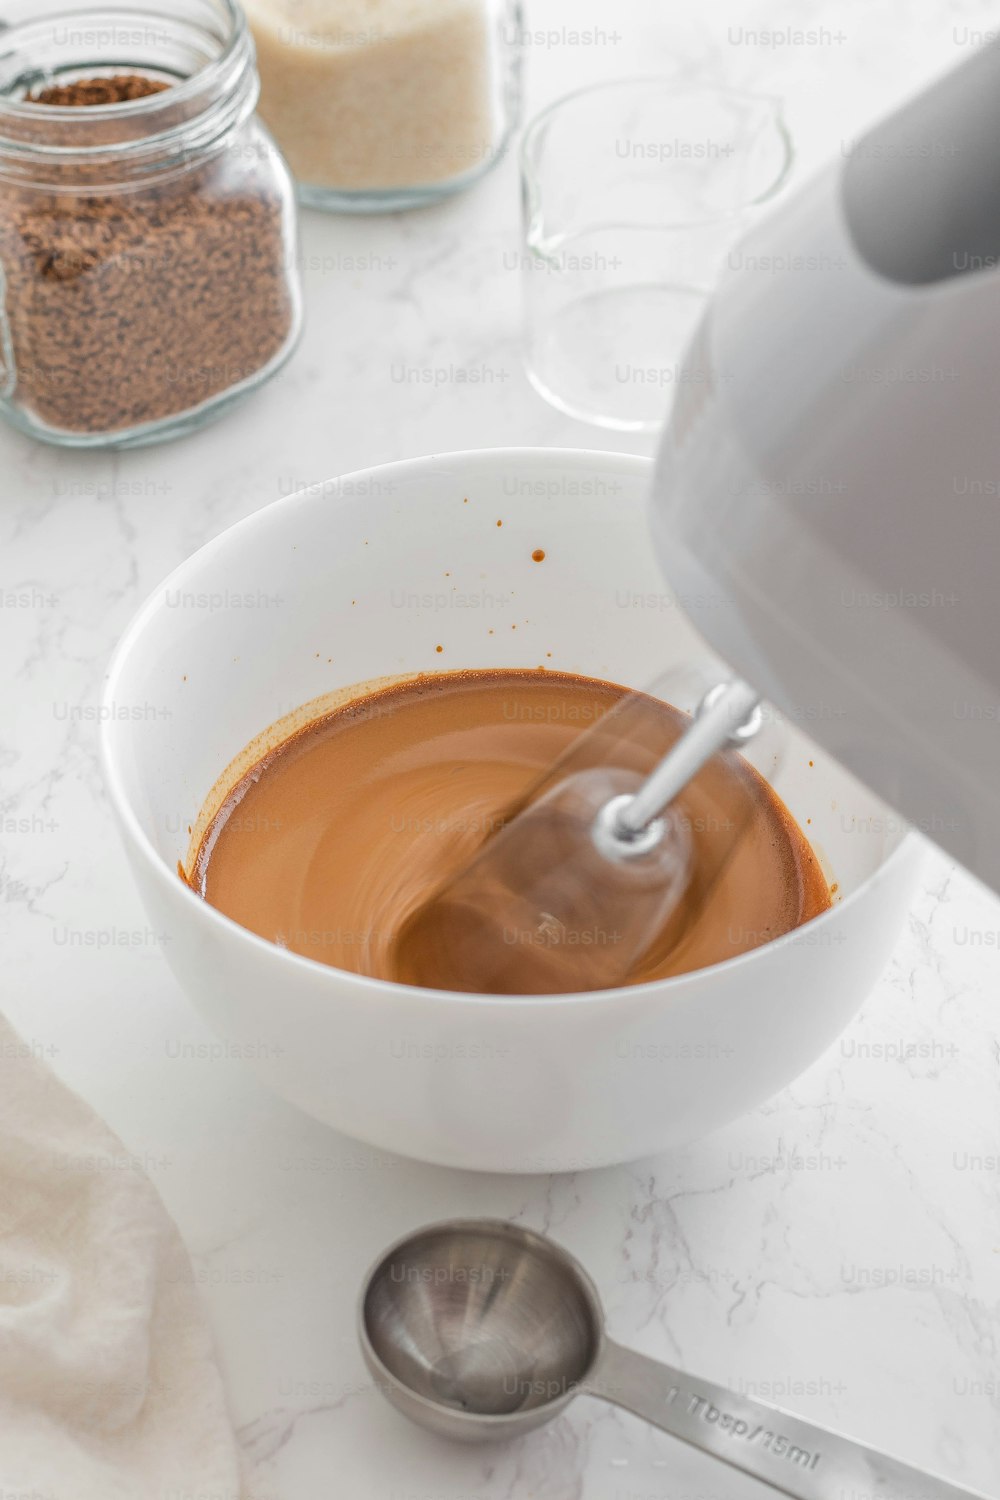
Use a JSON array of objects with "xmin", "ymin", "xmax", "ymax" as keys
[{"xmin": 358, "ymin": 1218, "xmax": 991, "ymax": 1500}]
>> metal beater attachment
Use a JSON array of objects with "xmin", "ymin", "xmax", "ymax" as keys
[
  {"xmin": 391, "ymin": 679, "xmax": 763, "ymax": 995},
  {"xmin": 593, "ymin": 679, "xmax": 761, "ymax": 860}
]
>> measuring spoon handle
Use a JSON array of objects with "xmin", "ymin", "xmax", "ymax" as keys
[{"xmin": 588, "ymin": 1340, "xmax": 991, "ymax": 1500}]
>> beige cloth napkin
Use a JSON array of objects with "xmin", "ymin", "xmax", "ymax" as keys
[{"xmin": 0, "ymin": 1014, "xmax": 246, "ymax": 1499}]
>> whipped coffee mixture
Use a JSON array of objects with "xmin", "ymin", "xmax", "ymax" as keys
[{"xmin": 192, "ymin": 670, "xmax": 830, "ymax": 990}]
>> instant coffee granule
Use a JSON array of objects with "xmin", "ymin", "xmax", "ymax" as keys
[
  {"xmin": 0, "ymin": 75, "xmax": 296, "ymax": 437},
  {"xmin": 29, "ymin": 75, "xmax": 170, "ymax": 107}
]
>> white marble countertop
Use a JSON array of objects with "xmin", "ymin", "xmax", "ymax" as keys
[{"xmin": 2, "ymin": 0, "xmax": 999, "ymax": 1494}]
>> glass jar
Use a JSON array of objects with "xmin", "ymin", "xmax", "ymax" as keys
[
  {"xmin": 243, "ymin": 0, "xmax": 524, "ymax": 212},
  {"xmin": 0, "ymin": 0, "xmax": 303, "ymax": 449}
]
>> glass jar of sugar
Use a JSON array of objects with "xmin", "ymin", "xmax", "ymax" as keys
[
  {"xmin": 244, "ymin": 0, "xmax": 524, "ymax": 211},
  {"xmin": 0, "ymin": 0, "xmax": 302, "ymax": 449}
]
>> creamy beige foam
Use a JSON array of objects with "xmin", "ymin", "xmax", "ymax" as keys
[{"xmin": 192, "ymin": 669, "xmax": 830, "ymax": 991}]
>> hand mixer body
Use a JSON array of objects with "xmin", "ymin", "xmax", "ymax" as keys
[{"xmin": 651, "ymin": 40, "xmax": 1000, "ymax": 892}]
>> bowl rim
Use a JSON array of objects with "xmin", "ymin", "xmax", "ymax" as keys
[{"xmin": 100, "ymin": 445, "xmax": 923, "ymax": 1008}]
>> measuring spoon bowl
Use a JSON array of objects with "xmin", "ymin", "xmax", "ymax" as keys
[{"xmin": 359, "ymin": 1219, "xmax": 991, "ymax": 1500}]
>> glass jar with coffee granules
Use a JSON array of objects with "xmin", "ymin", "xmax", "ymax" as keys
[{"xmin": 0, "ymin": 0, "xmax": 303, "ymax": 448}]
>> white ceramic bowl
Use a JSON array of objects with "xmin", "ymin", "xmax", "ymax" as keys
[{"xmin": 101, "ymin": 449, "xmax": 923, "ymax": 1172}]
